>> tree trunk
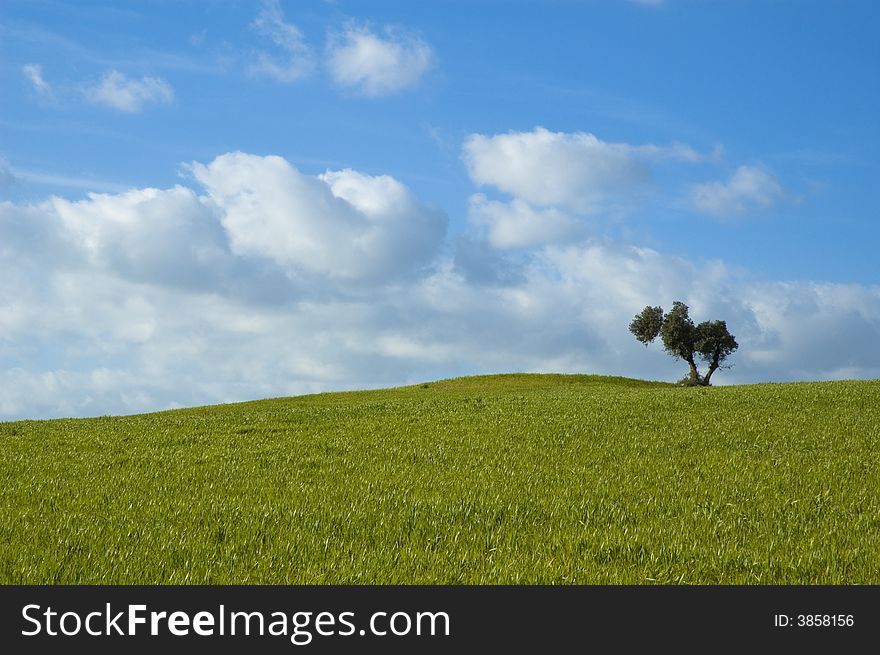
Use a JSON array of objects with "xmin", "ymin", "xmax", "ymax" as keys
[
  {"xmin": 703, "ymin": 363, "xmax": 718, "ymax": 385},
  {"xmin": 702, "ymin": 350, "xmax": 721, "ymax": 385},
  {"xmin": 686, "ymin": 356, "xmax": 700, "ymax": 384}
]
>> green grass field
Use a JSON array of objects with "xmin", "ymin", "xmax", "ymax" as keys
[{"xmin": 1, "ymin": 374, "xmax": 878, "ymax": 584}]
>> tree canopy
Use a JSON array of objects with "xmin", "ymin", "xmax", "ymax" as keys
[{"xmin": 629, "ymin": 301, "xmax": 738, "ymax": 386}]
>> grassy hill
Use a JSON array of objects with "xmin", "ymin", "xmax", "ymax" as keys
[{"xmin": 1, "ymin": 373, "xmax": 878, "ymax": 584}]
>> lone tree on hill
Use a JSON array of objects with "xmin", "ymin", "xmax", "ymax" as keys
[{"xmin": 629, "ymin": 301, "xmax": 738, "ymax": 386}]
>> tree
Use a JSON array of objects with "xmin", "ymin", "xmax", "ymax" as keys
[{"xmin": 629, "ymin": 301, "xmax": 738, "ymax": 386}]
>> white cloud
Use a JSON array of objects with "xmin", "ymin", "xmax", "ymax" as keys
[
  {"xmin": 326, "ymin": 24, "xmax": 434, "ymax": 96},
  {"xmin": 22, "ymin": 63, "xmax": 52, "ymax": 97},
  {"xmin": 49, "ymin": 186, "xmax": 229, "ymax": 290},
  {"xmin": 690, "ymin": 165, "xmax": 785, "ymax": 217},
  {"xmin": 1, "ymin": 153, "xmax": 878, "ymax": 421},
  {"xmin": 463, "ymin": 127, "xmax": 700, "ymax": 213},
  {"xmin": 468, "ymin": 194, "xmax": 584, "ymax": 249},
  {"xmin": 0, "ymin": 159, "xmax": 19, "ymax": 190},
  {"xmin": 250, "ymin": 0, "xmax": 315, "ymax": 83},
  {"xmin": 86, "ymin": 69, "xmax": 174, "ymax": 112},
  {"xmin": 738, "ymin": 281, "xmax": 880, "ymax": 378},
  {"xmin": 188, "ymin": 152, "xmax": 446, "ymax": 282},
  {"xmin": 3, "ymin": 168, "xmax": 129, "ymax": 194}
]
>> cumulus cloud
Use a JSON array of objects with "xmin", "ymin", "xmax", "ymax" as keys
[
  {"xmin": 85, "ymin": 70, "xmax": 174, "ymax": 112},
  {"xmin": 250, "ymin": 0, "xmax": 315, "ymax": 83},
  {"xmin": 468, "ymin": 194, "xmax": 584, "ymax": 249},
  {"xmin": 690, "ymin": 165, "xmax": 785, "ymax": 217},
  {"xmin": 463, "ymin": 127, "xmax": 700, "ymax": 213},
  {"xmin": 22, "ymin": 63, "xmax": 52, "ymax": 97},
  {"xmin": 1, "ymin": 152, "xmax": 878, "ymax": 421},
  {"xmin": 49, "ymin": 186, "xmax": 229, "ymax": 290},
  {"xmin": 739, "ymin": 281, "xmax": 880, "ymax": 379},
  {"xmin": 188, "ymin": 152, "xmax": 446, "ymax": 282},
  {"xmin": 326, "ymin": 24, "xmax": 434, "ymax": 96}
]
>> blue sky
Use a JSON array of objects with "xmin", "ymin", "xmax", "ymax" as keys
[{"xmin": 1, "ymin": 0, "xmax": 879, "ymax": 419}]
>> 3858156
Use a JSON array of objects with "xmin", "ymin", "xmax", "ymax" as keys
[{"xmin": 773, "ymin": 614, "xmax": 854, "ymax": 627}]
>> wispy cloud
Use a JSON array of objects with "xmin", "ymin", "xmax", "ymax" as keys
[
  {"xmin": 85, "ymin": 70, "xmax": 174, "ymax": 113},
  {"xmin": 3, "ymin": 22, "xmax": 218, "ymax": 74},
  {"xmin": 22, "ymin": 63, "xmax": 52, "ymax": 97},
  {"xmin": 5, "ymin": 165, "xmax": 130, "ymax": 194},
  {"xmin": 690, "ymin": 165, "xmax": 786, "ymax": 217},
  {"xmin": 0, "ymin": 157, "xmax": 21, "ymax": 191},
  {"xmin": 326, "ymin": 23, "xmax": 434, "ymax": 96},
  {"xmin": 249, "ymin": 0, "xmax": 315, "ymax": 83}
]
